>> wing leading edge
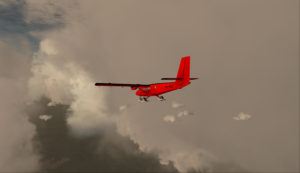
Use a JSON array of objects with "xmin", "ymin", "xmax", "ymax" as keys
[{"xmin": 95, "ymin": 83, "xmax": 150, "ymax": 87}]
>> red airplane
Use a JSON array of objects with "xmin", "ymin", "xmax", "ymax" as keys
[{"xmin": 95, "ymin": 56, "xmax": 197, "ymax": 102}]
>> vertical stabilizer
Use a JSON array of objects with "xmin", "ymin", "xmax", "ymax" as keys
[{"xmin": 176, "ymin": 56, "xmax": 190, "ymax": 84}]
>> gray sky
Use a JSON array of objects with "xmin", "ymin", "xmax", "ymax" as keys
[{"xmin": 0, "ymin": 0, "xmax": 299, "ymax": 172}]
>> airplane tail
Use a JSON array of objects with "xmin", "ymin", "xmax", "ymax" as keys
[
  {"xmin": 176, "ymin": 56, "xmax": 190, "ymax": 84},
  {"xmin": 161, "ymin": 56, "xmax": 198, "ymax": 84}
]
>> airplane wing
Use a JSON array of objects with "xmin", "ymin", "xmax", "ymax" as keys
[
  {"xmin": 95, "ymin": 83, "xmax": 150, "ymax": 87},
  {"xmin": 161, "ymin": 78, "xmax": 198, "ymax": 80}
]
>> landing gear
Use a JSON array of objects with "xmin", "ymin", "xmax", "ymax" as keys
[
  {"xmin": 157, "ymin": 95, "xmax": 166, "ymax": 101},
  {"xmin": 139, "ymin": 96, "xmax": 149, "ymax": 102}
]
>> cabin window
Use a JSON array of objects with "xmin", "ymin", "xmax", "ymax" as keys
[{"xmin": 141, "ymin": 87, "xmax": 151, "ymax": 91}]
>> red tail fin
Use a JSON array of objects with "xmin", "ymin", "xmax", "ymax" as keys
[{"xmin": 176, "ymin": 56, "xmax": 190, "ymax": 84}]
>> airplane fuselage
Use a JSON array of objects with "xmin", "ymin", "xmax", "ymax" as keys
[{"xmin": 134, "ymin": 81, "xmax": 190, "ymax": 97}]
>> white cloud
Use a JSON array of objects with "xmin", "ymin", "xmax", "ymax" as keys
[
  {"xmin": 47, "ymin": 101, "xmax": 57, "ymax": 107},
  {"xmin": 40, "ymin": 39, "xmax": 57, "ymax": 55},
  {"xmin": 67, "ymin": 69, "xmax": 110, "ymax": 137},
  {"xmin": 39, "ymin": 115, "xmax": 52, "ymax": 121},
  {"xmin": 119, "ymin": 104, "xmax": 130, "ymax": 111},
  {"xmin": 233, "ymin": 112, "xmax": 252, "ymax": 121},
  {"xmin": 163, "ymin": 115, "xmax": 176, "ymax": 123},
  {"xmin": 28, "ymin": 39, "xmax": 110, "ymax": 138},
  {"xmin": 171, "ymin": 101, "xmax": 184, "ymax": 108},
  {"xmin": 177, "ymin": 110, "xmax": 193, "ymax": 118},
  {"xmin": 163, "ymin": 110, "xmax": 193, "ymax": 123}
]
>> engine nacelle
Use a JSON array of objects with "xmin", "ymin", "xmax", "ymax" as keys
[{"xmin": 131, "ymin": 87, "xmax": 138, "ymax": 90}]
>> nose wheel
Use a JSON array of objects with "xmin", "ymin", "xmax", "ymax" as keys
[{"xmin": 139, "ymin": 96, "xmax": 149, "ymax": 102}]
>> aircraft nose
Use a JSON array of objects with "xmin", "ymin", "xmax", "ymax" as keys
[{"xmin": 136, "ymin": 90, "xmax": 142, "ymax": 96}]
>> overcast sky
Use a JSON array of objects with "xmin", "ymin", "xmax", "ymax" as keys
[{"xmin": 0, "ymin": 0, "xmax": 299, "ymax": 172}]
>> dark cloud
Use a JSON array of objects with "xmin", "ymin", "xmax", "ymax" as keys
[
  {"xmin": 186, "ymin": 159, "xmax": 245, "ymax": 173},
  {"xmin": 0, "ymin": 0, "xmax": 28, "ymax": 33},
  {"xmin": 0, "ymin": 0, "xmax": 63, "ymax": 33},
  {"xmin": 0, "ymin": 0, "xmax": 64, "ymax": 50},
  {"xmin": 27, "ymin": 97, "xmax": 177, "ymax": 172}
]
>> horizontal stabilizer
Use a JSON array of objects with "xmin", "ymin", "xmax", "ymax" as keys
[
  {"xmin": 161, "ymin": 78, "xmax": 198, "ymax": 80},
  {"xmin": 161, "ymin": 78, "xmax": 183, "ymax": 80}
]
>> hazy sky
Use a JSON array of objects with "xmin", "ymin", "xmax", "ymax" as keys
[{"xmin": 0, "ymin": 0, "xmax": 299, "ymax": 172}]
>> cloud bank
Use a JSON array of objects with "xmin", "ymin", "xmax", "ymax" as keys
[{"xmin": 28, "ymin": 98, "xmax": 177, "ymax": 172}]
